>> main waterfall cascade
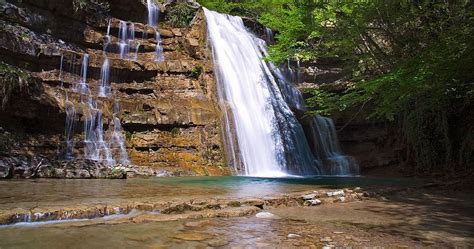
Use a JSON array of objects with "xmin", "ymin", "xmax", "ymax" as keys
[
  {"xmin": 59, "ymin": 1, "xmax": 165, "ymax": 165},
  {"xmin": 204, "ymin": 9, "xmax": 359, "ymax": 176}
]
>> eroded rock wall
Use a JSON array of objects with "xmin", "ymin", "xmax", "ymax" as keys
[
  {"xmin": 0, "ymin": 0, "xmax": 229, "ymax": 177},
  {"xmin": 298, "ymin": 60, "xmax": 403, "ymax": 174}
]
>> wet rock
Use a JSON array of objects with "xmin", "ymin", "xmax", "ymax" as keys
[
  {"xmin": 214, "ymin": 206, "xmax": 259, "ymax": 217},
  {"xmin": 207, "ymin": 239, "xmax": 229, "ymax": 247},
  {"xmin": 287, "ymin": 233, "xmax": 302, "ymax": 239},
  {"xmin": 336, "ymin": 197, "xmax": 345, "ymax": 202},
  {"xmin": 173, "ymin": 232, "xmax": 212, "ymax": 241},
  {"xmin": 302, "ymin": 193, "xmax": 317, "ymax": 200},
  {"xmin": 227, "ymin": 201, "xmax": 241, "ymax": 207},
  {"xmin": 326, "ymin": 190, "xmax": 345, "ymax": 197},
  {"xmin": 350, "ymin": 236, "xmax": 370, "ymax": 242},
  {"xmin": 171, "ymin": 28, "xmax": 183, "ymax": 37},
  {"xmin": 320, "ymin": 237, "xmax": 333, "ymax": 242},
  {"xmin": 244, "ymin": 199, "xmax": 265, "ymax": 208},
  {"xmin": 162, "ymin": 203, "xmax": 193, "ymax": 214},
  {"xmin": 184, "ymin": 220, "xmax": 212, "ymax": 227},
  {"xmin": 304, "ymin": 199, "xmax": 321, "ymax": 206},
  {"xmin": 255, "ymin": 212, "xmax": 275, "ymax": 219}
]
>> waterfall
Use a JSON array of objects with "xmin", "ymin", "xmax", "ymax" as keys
[
  {"xmin": 146, "ymin": 0, "xmax": 165, "ymax": 61},
  {"xmin": 154, "ymin": 30, "xmax": 164, "ymax": 62},
  {"xmin": 307, "ymin": 116, "xmax": 359, "ymax": 175},
  {"xmin": 205, "ymin": 9, "xmax": 318, "ymax": 176},
  {"xmin": 59, "ymin": 20, "xmax": 139, "ymax": 166},
  {"xmin": 204, "ymin": 9, "xmax": 358, "ymax": 176},
  {"xmin": 75, "ymin": 54, "xmax": 90, "ymax": 94},
  {"xmin": 264, "ymin": 27, "xmax": 274, "ymax": 44},
  {"xmin": 147, "ymin": 0, "xmax": 160, "ymax": 27},
  {"xmin": 98, "ymin": 57, "xmax": 110, "ymax": 97},
  {"xmin": 104, "ymin": 19, "xmax": 112, "ymax": 51},
  {"xmin": 64, "ymin": 96, "xmax": 76, "ymax": 160},
  {"xmin": 134, "ymin": 42, "xmax": 141, "ymax": 61},
  {"xmin": 118, "ymin": 21, "xmax": 129, "ymax": 59},
  {"xmin": 111, "ymin": 101, "xmax": 130, "ymax": 165}
]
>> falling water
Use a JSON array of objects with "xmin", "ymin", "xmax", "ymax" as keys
[
  {"xmin": 204, "ymin": 9, "xmax": 357, "ymax": 176},
  {"xmin": 205, "ymin": 9, "xmax": 318, "ymax": 176},
  {"xmin": 98, "ymin": 57, "xmax": 110, "ymax": 97},
  {"xmin": 118, "ymin": 21, "xmax": 128, "ymax": 59},
  {"xmin": 59, "ymin": 54, "xmax": 64, "ymax": 87},
  {"xmin": 264, "ymin": 27, "xmax": 274, "ymax": 44},
  {"xmin": 147, "ymin": 0, "xmax": 160, "ymax": 27},
  {"xmin": 154, "ymin": 30, "xmax": 164, "ymax": 61},
  {"xmin": 58, "ymin": 17, "xmax": 132, "ymax": 165},
  {"xmin": 64, "ymin": 98, "xmax": 76, "ymax": 160},
  {"xmin": 307, "ymin": 116, "xmax": 359, "ymax": 175},
  {"xmin": 128, "ymin": 22, "xmax": 135, "ymax": 41},
  {"xmin": 104, "ymin": 19, "xmax": 112, "ymax": 52},
  {"xmin": 128, "ymin": 23, "xmax": 136, "ymax": 59},
  {"xmin": 93, "ymin": 102, "xmax": 114, "ymax": 164},
  {"xmin": 111, "ymin": 101, "xmax": 130, "ymax": 165},
  {"xmin": 75, "ymin": 54, "xmax": 90, "ymax": 94},
  {"xmin": 83, "ymin": 97, "xmax": 97, "ymax": 159},
  {"xmin": 134, "ymin": 42, "xmax": 141, "ymax": 61},
  {"xmin": 146, "ymin": 0, "xmax": 164, "ymax": 61}
]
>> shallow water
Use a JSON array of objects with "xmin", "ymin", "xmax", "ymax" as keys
[
  {"xmin": 0, "ymin": 176, "xmax": 448, "ymax": 248},
  {"xmin": 0, "ymin": 176, "xmax": 420, "ymax": 210},
  {"xmin": 0, "ymin": 176, "xmax": 418, "ymax": 206}
]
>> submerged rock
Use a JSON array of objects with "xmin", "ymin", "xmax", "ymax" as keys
[
  {"xmin": 287, "ymin": 233, "xmax": 302, "ymax": 239},
  {"xmin": 326, "ymin": 190, "xmax": 345, "ymax": 197},
  {"xmin": 255, "ymin": 212, "xmax": 275, "ymax": 219},
  {"xmin": 304, "ymin": 199, "xmax": 322, "ymax": 206},
  {"xmin": 320, "ymin": 237, "xmax": 333, "ymax": 242},
  {"xmin": 173, "ymin": 232, "xmax": 213, "ymax": 241},
  {"xmin": 302, "ymin": 193, "xmax": 317, "ymax": 200}
]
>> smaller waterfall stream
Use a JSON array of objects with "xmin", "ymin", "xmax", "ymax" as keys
[
  {"xmin": 58, "ymin": 1, "xmax": 166, "ymax": 165},
  {"xmin": 98, "ymin": 57, "xmax": 110, "ymax": 97}
]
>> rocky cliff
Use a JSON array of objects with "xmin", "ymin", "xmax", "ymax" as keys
[
  {"xmin": 297, "ymin": 60, "xmax": 404, "ymax": 174},
  {"xmin": 0, "ymin": 0, "xmax": 229, "ymax": 178}
]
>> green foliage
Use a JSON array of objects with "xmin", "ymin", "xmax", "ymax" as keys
[
  {"xmin": 188, "ymin": 66, "xmax": 203, "ymax": 80},
  {"xmin": 202, "ymin": 0, "xmax": 474, "ymax": 171},
  {"xmin": 0, "ymin": 62, "xmax": 31, "ymax": 110},
  {"xmin": 73, "ymin": 0, "xmax": 110, "ymax": 13},
  {"xmin": 305, "ymin": 13, "xmax": 474, "ymax": 171},
  {"xmin": 166, "ymin": 2, "xmax": 197, "ymax": 28},
  {"xmin": 304, "ymin": 88, "xmax": 340, "ymax": 116}
]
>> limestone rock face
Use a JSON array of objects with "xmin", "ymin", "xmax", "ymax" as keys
[{"xmin": 0, "ymin": 0, "xmax": 229, "ymax": 177}]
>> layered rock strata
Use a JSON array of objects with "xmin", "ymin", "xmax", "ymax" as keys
[{"xmin": 0, "ymin": 0, "xmax": 228, "ymax": 177}]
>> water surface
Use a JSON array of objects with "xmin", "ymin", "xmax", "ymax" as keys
[{"xmin": 0, "ymin": 176, "xmax": 421, "ymax": 211}]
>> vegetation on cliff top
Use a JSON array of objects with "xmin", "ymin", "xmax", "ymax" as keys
[{"xmin": 199, "ymin": 0, "xmax": 474, "ymax": 173}]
